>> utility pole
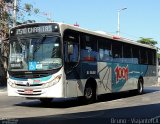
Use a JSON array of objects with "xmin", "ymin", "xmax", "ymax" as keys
[{"xmin": 13, "ymin": 0, "xmax": 17, "ymax": 27}]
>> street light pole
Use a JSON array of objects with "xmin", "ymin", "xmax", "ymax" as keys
[
  {"xmin": 117, "ymin": 8, "xmax": 127, "ymax": 36},
  {"xmin": 13, "ymin": 0, "xmax": 17, "ymax": 27}
]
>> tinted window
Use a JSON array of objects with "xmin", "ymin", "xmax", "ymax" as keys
[
  {"xmin": 148, "ymin": 49, "xmax": 154, "ymax": 65},
  {"xmin": 9, "ymin": 36, "xmax": 62, "ymax": 71},
  {"xmin": 132, "ymin": 46, "xmax": 140, "ymax": 64},
  {"xmin": 152, "ymin": 50, "xmax": 157, "ymax": 65},
  {"xmin": 112, "ymin": 41, "xmax": 123, "ymax": 62},
  {"xmin": 64, "ymin": 30, "xmax": 79, "ymax": 63},
  {"xmin": 80, "ymin": 34, "xmax": 98, "ymax": 61},
  {"xmin": 63, "ymin": 30, "xmax": 80, "ymax": 72},
  {"xmin": 98, "ymin": 38, "xmax": 112, "ymax": 61},
  {"xmin": 123, "ymin": 43, "xmax": 133, "ymax": 63},
  {"xmin": 140, "ymin": 48, "xmax": 148, "ymax": 64}
]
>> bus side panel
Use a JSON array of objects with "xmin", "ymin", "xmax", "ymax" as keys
[
  {"xmin": 78, "ymin": 61, "xmax": 114, "ymax": 96},
  {"xmin": 65, "ymin": 64, "xmax": 82, "ymax": 98},
  {"xmin": 80, "ymin": 62, "xmax": 99, "ymax": 93},
  {"xmin": 143, "ymin": 65, "xmax": 157, "ymax": 87},
  {"xmin": 112, "ymin": 63, "xmax": 157, "ymax": 92},
  {"xmin": 112, "ymin": 63, "xmax": 142, "ymax": 92},
  {"xmin": 65, "ymin": 63, "xmax": 157, "ymax": 98},
  {"xmin": 97, "ymin": 62, "xmax": 112, "ymax": 94},
  {"xmin": 65, "ymin": 62, "xmax": 95, "ymax": 98}
]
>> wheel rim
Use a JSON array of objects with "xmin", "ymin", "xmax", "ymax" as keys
[{"xmin": 85, "ymin": 87, "xmax": 93, "ymax": 99}]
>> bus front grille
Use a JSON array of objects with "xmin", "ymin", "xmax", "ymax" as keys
[
  {"xmin": 17, "ymin": 89, "xmax": 42, "ymax": 95},
  {"xmin": 16, "ymin": 83, "xmax": 43, "ymax": 87}
]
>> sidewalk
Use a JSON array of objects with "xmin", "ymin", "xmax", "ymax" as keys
[{"xmin": 0, "ymin": 86, "xmax": 7, "ymax": 93}]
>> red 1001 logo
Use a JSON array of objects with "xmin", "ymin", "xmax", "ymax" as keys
[{"xmin": 114, "ymin": 65, "xmax": 129, "ymax": 84}]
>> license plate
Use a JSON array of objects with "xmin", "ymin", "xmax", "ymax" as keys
[{"xmin": 24, "ymin": 89, "xmax": 33, "ymax": 94}]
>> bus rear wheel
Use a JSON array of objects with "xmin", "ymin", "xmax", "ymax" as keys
[
  {"xmin": 84, "ymin": 84, "xmax": 96, "ymax": 104},
  {"xmin": 40, "ymin": 98, "xmax": 53, "ymax": 104},
  {"xmin": 137, "ymin": 78, "xmax": 144, "ymax": 94}
]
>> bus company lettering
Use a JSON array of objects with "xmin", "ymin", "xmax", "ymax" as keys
[{"xmin": 115, "ymin": 65, "xmax": 129, "ymax": 83}]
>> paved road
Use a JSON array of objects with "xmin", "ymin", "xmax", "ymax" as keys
[{"xmin": 1, "ymin": 87, "xmax": 160, "ymax": 124}]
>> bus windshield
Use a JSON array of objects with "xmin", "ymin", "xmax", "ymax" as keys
[{"xmin": 9, "ymin": 35, "xmax": 62, "ymax": 71}]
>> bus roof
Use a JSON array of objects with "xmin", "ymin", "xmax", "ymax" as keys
[
  {"xmin": 11, "ymin": 22, "xmax": 157, "ymax": 50},
  {"xmin": 59, "ymin": 23, "xmax": 157, "ymax": 50}
]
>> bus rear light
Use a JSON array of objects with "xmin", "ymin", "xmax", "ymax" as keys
[{"xmin": 42, "ymin": 74, "xmax": 62, "ymax": 88}]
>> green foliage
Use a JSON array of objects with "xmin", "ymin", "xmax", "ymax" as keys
[
  {"xmin": 24, "ymin": 3, "xmax": 33, "ymax": 15},
  {"xmin": 137, "ymin": 37, "xmax": 160, "ymax": 59},
  {"xmin": 2, "ymin": 11, "xmax": 9, "ymax": 21},
  {"xmin": 18, "ymin": 3, "xmax": 39, "ymax": 22},
  {"xmin": 24, "ymin": 3, "xmax": 33, "ymax": 11},
  {"xmin": 137, "ymin": 37, "xmax": 157, "ymax": 46},
  {"xmin": 34, "ymin": 8, "xmax": 39, "ymax": 14},
  {"xmin": 0, "ymin": 0, "xmax": 40, "ymax": 38},
  {"xmin": 157, "ymin": 53, "xmax": 160, "ymax": 59},
  {"xmin": 24, "ymin": 4, "xmax": 39, "ymax": 15}
]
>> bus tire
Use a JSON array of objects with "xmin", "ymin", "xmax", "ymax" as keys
[
  {"xmin": 84, "ymin": 83, "xmax": 96, "ymax": 104},
  {"xmin": 137, "ymin": 78, "xmax": 144, "ymax": 95},
  {"xmin": 40, "ymin": 98, "xmax": 53, "ymax": 104}
]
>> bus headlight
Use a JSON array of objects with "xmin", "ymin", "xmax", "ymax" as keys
[
  {"xmin": 43, "ymin": 74, "xmax": 62, "ymax": 88},
  {"xmin": 8, "ymin": 80, "xmax": 16, "ymax": 88}
]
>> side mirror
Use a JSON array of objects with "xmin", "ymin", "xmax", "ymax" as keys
[{"xmin": 68, "ymin": 43, "xmax": 73, "ymax": 55}]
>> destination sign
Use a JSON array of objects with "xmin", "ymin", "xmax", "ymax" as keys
[{"xmin": 16, "ymin": 25, "xmax": 53, "ymax": 35}]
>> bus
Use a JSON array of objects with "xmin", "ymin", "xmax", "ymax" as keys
[{"xmin": 7, "ymin": 22, "xmax": 157, "ymax": 104}]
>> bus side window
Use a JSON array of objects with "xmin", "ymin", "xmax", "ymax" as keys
[
  {"xmin": 153, "ymin": 50, "xmax": 156, "ymax": 65},
  {"xmin": 98, "ymin": 38, "xmax": 112, "ymax": 62},
  {"xmin": 123, "ymin": 43, "xmax": 133, "ymax": 63},
  {"xmin": 67, "ymin": 41, "xmax": 78, "ymax": 62},
  {"xmin": 148, "ymin": 49, "xmax": 156, "ymax": 65},
  {"xmin": 112, "ymin": 41, "xmax": 123, "ymax": 62},
  {"xmin": 80, "ymin": 34, "xmax": 98, "ymax": 61},
  {"xmin": 63, "ymin": 30, "xmax": 79, "ymax": 72},
  {"xmin": 148, "ymin": 49, "xmax": 153, "ymax": 65},
  {"xmin": 140, "ymin": 48, "xmax": 148, "ymax": 64},
  {"xmin": 132, "ymin": 46, "xmax": 140, "ymax": 64}
]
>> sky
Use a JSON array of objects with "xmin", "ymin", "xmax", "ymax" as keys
[{"xmin": 21, "ymin": 0, "xmax": 160, "ymax": 48}]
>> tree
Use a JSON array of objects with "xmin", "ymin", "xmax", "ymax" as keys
[
  {"xmin": 137, "ymin": 37, "xmax": 157, "ymax": 46},
  {"xmin": 0, "ymin": 0, "xmax": 40, "ymax": 38},
  {"xmin": 0, "ymin": 0, "xmax": 40, "ymax": 85},
  {"xmin": 16, "ymin": 3, "xmax": 39, "ymax": 24},
  {"xmin": 137, "ymin": 37, "xmax": 160, "ymax": 60},
  {"xmin": 0, "ymin": 0, "xmax": 11, "ymax": 39}
]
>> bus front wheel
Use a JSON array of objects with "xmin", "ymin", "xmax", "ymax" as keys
[{"xmin": 84, "ymin": 83, "xmax": 96, "ymax": 104}]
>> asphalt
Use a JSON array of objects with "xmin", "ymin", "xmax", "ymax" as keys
[{"xmin": 0, "ymin": 84, "xmax": 159, "ymax": 92}]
